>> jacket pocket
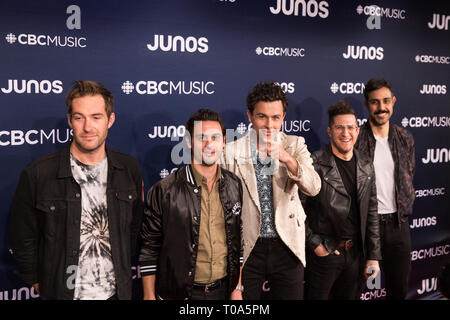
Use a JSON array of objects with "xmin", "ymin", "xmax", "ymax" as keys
[
  {"xmin": 116, "ymin": 189, "xmax": 137, "ymax": 228},
  {"xmin": 36, "ymin": 199, "xmax": 67, "ymax": 237}
]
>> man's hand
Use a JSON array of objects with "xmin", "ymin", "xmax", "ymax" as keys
[
  {"xmin": 364, "ymin": 260, "xmax": 380, "ymax": 280},
  {"xmin": 230, "ymin": 289, "xmax": 243, "ymax": 300},
  {"xmin": 314, "ymin": 244, "xmax": 340, "ymax": 257},
  {"xmin": 32, "ymin": 283, "xmax": 40, "ymax": 295}
]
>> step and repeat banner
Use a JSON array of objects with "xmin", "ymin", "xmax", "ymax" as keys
[{"xmin": 0, "ymin": 0, "xmax": 449, "ymax": 300}]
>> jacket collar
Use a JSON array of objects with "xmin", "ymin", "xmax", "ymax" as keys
[{"xmin": 57, "ymin": 143, "xmax": 123, "ymax": 178}]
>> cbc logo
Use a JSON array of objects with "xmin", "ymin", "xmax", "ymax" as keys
[
  {"xmin": 255, "ymin": 47, "xmax": 305, "ymax": 57},
  {"xmin": 330, "ymin": 82, "xmax": 365, "ymax": 94},
  {"xmin": 5, "ymin": 33, "xmax": 86, "ymax": 48},
  {"xmin": 401, "ymin": 116, "xmax": 450, "ymax": 128},
  {"xmin": 121, "ymin": 80, "xmax": 214, "ymax": 95},
  {"xmin": 415, "ymin": 55, "xmax": 450, "ymax": 64},
  {"xmin": 356, "ymin": 5, "xmax": 406, "ymax": 20}
]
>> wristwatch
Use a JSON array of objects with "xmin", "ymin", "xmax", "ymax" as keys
[{"xmin": 235, "ymin": 285, "xmax": 244, "ymax": 292}]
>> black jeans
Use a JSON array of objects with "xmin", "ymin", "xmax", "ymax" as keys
[
  {"xmin": 379, "ymin": 214, "xmax": 411, "ymax": 300},
  {"xmin": 242, "ymin": 237, "xmax": 304, "ymax": 300},
  {"xmin": 305, "ymin": 243, "xmax": 364, "ymax": 300}
]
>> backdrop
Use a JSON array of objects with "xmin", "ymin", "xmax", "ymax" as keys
[{"xmin": 0, "ymin": 0, "xmax": 449, "ymax": 300}]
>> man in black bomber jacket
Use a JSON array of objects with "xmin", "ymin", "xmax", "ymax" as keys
[{"xmin": 139, "ymin": 109, "xmax": 244, "ymax": 300}]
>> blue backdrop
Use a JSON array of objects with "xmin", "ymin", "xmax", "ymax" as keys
[{"xmin": 1, "ymin": 0, "xmax": 449, "ymax": 300}]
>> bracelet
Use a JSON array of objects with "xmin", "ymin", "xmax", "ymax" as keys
[{"xmin": 235, "ymin": 285, "xmax": 244, "ymax": 292}]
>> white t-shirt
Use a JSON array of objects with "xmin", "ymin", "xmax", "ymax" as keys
[{"xmin": 373, "ymin": 135, "xmax": 398, "ymax": 214}]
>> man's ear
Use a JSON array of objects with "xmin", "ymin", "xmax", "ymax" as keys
[{"xmin": 107, "ymin": 112, "xmax": 115, "ymax": 129}]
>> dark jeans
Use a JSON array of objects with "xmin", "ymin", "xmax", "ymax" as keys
[
  {"xmin": 190, "ymin": 278, "xmax": 229, "ymax": 300},
  {"xmin": 242, "ymin": 237, "xmax": 304, "ymax": 300},
  {"xmin": 305, "ymin": 243, "xmax": 364, "ymax": 300},
  {"xmin": 379, "ymin": 214, "xmax": 411, "ymax": 300}
]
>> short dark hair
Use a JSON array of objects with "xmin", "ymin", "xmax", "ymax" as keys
[
  {"xmin": 363, "ymin": 78, "xmax": 393, "ymax": 100},
  {"xmin": 185, "ymin": 108, "xmax": 226, "ymax": 139},
  {"xmin": 328, "ymin": 100, "xmax": 356, "ymax": 127},
  {"xmin": 66, "ymin": 80, "xmax": 114, "ymax": 117},
  {"xmin": 246, "ymin": 82, "xmax": 288, "ymax": 114}
]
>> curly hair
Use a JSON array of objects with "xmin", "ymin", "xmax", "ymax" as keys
[
  {"xmin": 246, "ymin": 81, "xmax": 288, "ymax": 114},
  {"xmin": 328, "ymin": 100, "xmax": 356, "ymax": 127}
]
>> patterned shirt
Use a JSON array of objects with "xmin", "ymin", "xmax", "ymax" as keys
[
  {"xmin": 70, "ymin": 154, "xmax": 116, "ymax": 300},
  {"xmin": 250, "ymin": 140, "xmax": 278, "ymax": 238}
]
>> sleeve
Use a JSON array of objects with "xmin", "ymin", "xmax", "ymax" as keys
[
  {"xmin": 130, "ymin": 162, "xmax": 144, "ymax": 256},
  {"xmin": 366, "ymin": 163, "xmax": 382, "ymax": 261},
  {"xmin": 287, "ymin": 136, "xmax": 321, "ymax": 197},
  {"xmin": 139, "ymin": 183, "xmax": 164, "ymax": 276},
  {"xmin": 9, "ymin": 168, "xmax": 39, "ymax": 285}
]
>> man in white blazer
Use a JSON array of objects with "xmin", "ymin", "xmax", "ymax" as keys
[{"xmin": 221, "ymin": 82, "xmax": 321, "ymax": 299}]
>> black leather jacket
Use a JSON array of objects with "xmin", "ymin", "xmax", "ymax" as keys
[
  {"xmin": 10, "ymin": 145, "xmax": 144, "ymax": 300},
  {"xmin": 139, "ymin": 165, "xmax": 243, "ymax": 300},
  {"xmin": 302, "ymin": 145, "xmax": 381, "ymax": 260}
]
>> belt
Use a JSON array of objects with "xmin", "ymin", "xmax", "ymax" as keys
[
  {"xmin": 379, "ymin": 212, "xmax": 397, "ymax": 222},
  {"xmin": 337, "ymin": 239, "xmax": 354, "ymax": 250},
  {"xmin": 192, "ymin": 277, "xmax": 227, "ymax": 292}
]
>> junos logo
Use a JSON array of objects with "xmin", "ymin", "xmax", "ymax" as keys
[
  {"xmin": 148, "ymin": 125, "xmax": 186, "ymax": 140},
  {"xmin": 343, "ymin": 45, "xmax": 384, "ymax": 60},
  {"xmin": 417, "ymin": 278, "xmax": 438, "ymax": 295},
  {"xmin": 1, "ymin": 79, "xmax": 63, "ymax": 94},
  {"xmin": 0, "ymin": 287, "xmax": 39, "ymax": 300},
  {"xmin": 401, "ymin": 116, "xmax": 450, "ymax": 128},
  {"xmin": 419, "ymin": 84, "xmax": 447, "ymax": 95},
  {"xmin": 410, "ymin": 216, "xmax": 437, "ymax": 229},
  {"xmin": 121, "ymin": 81, "xmax": 214, "ymax": 95},
  {"xmin": 330, "ymin": 82, "xmax": 365, "ymax": 94},
  {"xmin": 421, "ymin": 148, "xmax": 450, "ymax": 164},
  {"xmin": 147, "ymin": 34, "xmax": 208, "ymax": 53},
  {"xmin": 269, "ymin": 0, "xmax": 329, "ymax": 18},
  {"xmin": 275, "ymin": 82, "xmax": 295, "ymax": 93},
  {"xmin": 256, "ymin": 46, "xmax": 305, "ymax": 57},
  {"xmin": 428, "ymin": 14, "xmax": 450, "ymax": 30}
]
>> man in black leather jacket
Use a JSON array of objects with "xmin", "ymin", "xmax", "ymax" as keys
[
  {"xmin": 139, "ymin": 109, "xmax": 243, "ymax": 300},
  {"xmin": 10, "ymin": 81, "xmax": 144, "ymax": 300},
  {"xmin": 302, "ymin": 100, "xmax": 381, "ymax": 300}
]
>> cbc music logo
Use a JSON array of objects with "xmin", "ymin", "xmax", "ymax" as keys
[
  {"xmin": 1, "ymin": 79, "xmax": 63, "ymax": 94},
  {"xmin": 5, "ymin": 33, "xmax": 86, "ymax": 48},
  {"xmin": 269, "ymin": 0, "xmax": 329, "ymax": 18},
  {"xmin": 255, "ymin": 46, "xmax": 305, "ymax": 57},
  {"xmin": 415, "ymin": 187, "xmax": 445, "ymax": 198},
  {"xmin": 237, "ymin": 120, "xmax": 311, "ymax": 134},
  {"xmin": 121, "ymin": 80, "xmax": 215, "ymax": 95},
  {"xmin": 330, "ymin": 82, "xmax": 365, "ymax": 94},
  {"xmin": 343, "ymin": 45, "xmax": 384, "ymax": 61},
  {"xmin": 421, "ymin": 147, "xmax": 450, "ymax": 164},
  {"xmin": 401, "ymin": 116, "xmax": 450, "ymax": 128},
  {"xmin": 4, "ymin": 5, "xmax": 86, "ymax": 48},
  {"xmin": 411, "ymin": 244, "xmax": 450, "ymax": 261},
  {"xmin": 0, "ymin": 129, "xmax": 73, "ymax": 147},
  {"xmin": 428, "ymin": 13, "xmax": 450, "ymax": 30},
  {"xmin": 147, "ymin": 34, "xmax": 208, "ymax": 53},
  {"xmin": 420, "ymin": 84, "xmax": 447, "ymax": 95},
  {"xmin": 415, "ymin": 54, "xmax": 450, "ymax": 64},
  {"xmin": 159, "ymin": 168, "xmax": 178, "ymax": 179},
  {"xmin": 360, "ymin": 288, "xmax": 386, "ymax": 300},
  {"xmin": 356, "ymin": 5, "xmax": 406, "ymax": 20}
]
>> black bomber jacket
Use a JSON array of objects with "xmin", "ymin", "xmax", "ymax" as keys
[{"xmin": 139, "ymin": 165, "xmax": 243, "ymax": 300}]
